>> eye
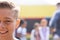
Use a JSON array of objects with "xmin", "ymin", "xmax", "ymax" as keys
[
  {"xmin": 4, "ymin": 20, "xmax": 12, "ymax": 24},
  {"xmin": 5, "ymin": 20, "xmax": 11, "ymax": 22}
]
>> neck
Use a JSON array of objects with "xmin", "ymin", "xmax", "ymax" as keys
[
  {"xmin": 35, "ymin": 29, "xmax": 39, "ymax": 31},
  {"xmin": 42, "ymin": 25, "xmax": 47, "ymax": 27},
  {"xmin": 0, "ymin": 35, "xmax": 14, "ymax": 40},
  {"xmin": 21, "ymin": 26, "xmax": 25, "ymax": 28}
]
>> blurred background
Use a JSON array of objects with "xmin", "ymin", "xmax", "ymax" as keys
[{"xmin": 1, "ymin": 0, "xmax": 60, "ymax": 40}]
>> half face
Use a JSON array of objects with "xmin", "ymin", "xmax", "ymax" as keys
[{"xmin": 0, "ymin": 8, "xmax": 16, "ymax": 37}]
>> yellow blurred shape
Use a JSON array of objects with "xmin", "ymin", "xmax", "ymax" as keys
[{"xmin": 19, "ymin": 5, "xmax": 56, "ymax": 18}]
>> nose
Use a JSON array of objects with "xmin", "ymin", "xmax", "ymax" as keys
[{"xmin": 0, "ymin": 22, "xmax": 5, "ymax": 30}]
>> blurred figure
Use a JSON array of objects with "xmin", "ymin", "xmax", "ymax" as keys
[
  {"xmin": 34, "ymin": 22, "xmax": 40, "ymax": 27},
  {"xmin": 17, "ymin": 20, "xmax": 27, "ymax": 40},
  {"xmin": 39, "ymin": 19, "xmax": 49, "ymax": 40},
  {"xmin": 49, "ymin": 3, "xmax": 60, "ymax": 40},
  {"xmin": 30, "ymin": 22, "xmax": 40, "ymax": 40},
  {"xmin": 15, "ymin": 19, "xmax": 21, "ymax": 39}
]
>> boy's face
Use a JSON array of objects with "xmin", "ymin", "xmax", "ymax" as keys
[{"xmin": 0, "ymin": 8, "xmax": 17, "ymax": 37}]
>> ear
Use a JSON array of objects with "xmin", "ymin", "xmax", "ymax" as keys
[{"xmin": 15, "ymin": 19, "xmax": 20, "ymax": 29}]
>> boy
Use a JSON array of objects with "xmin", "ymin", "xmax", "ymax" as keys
[
  {"xmin": 31, "ymin": 22, "xmax": 40, "ymax": 40},
  {"xmin": 0, "ymin": 1, "xmax": 19, "ymax": 40}
]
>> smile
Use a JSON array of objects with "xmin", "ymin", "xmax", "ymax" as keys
[{"xmin": 0, "ymin": 31, "xmax": 8, "ymax": 34}]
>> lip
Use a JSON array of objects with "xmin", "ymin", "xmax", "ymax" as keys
[{"xmin": 0, "ymin": 31, "xmax": 8, "ymax": 34}]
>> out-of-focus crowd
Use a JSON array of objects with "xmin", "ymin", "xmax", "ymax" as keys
[
  {"xmin": 15, "ymin": 18, "xmax": 49, "ymax": 40},
  {"xmin": 15, "ymin": 3, "xmax": 60, "ymax": 40}
]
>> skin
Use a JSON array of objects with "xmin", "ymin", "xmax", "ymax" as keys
[
  {"xmin": 35, "ymin": 26, "xmax": 39, "ymax": 31},
  {"xmin": 0, "ymin": 8, "xmax": 19, "ymax": 40},
  {"xmin": 40, "ymin": 19, "xmax": 48, "ymax": 27},
  {"xmin": 34, "ymin": 23, "xmax": 39, "ymax": 30}
]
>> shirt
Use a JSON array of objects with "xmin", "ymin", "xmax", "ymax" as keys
[
  {"xmin": 49, "ymin": 10, "xmax": 60, "ymax": 36},
  {"xmin": 14, "ymin": 37, "xmax": 19, "ymax": 40},
  {"xmin": 39, "ymin": 27, "xmax": 49, "ymax": 40},
  {"xmin": 17, "ymin": 27, "xmax": 27, "ymax": 40},
  {"xmin": 13, "ymin": 31, "xmax": 19, "ymax": 40},
  {"xmin": 30, "ymin": 29, "xmax": 40, "ymax": 40},
  {"xmin": 49, "ymin": 10, "xmax": 60, "ymax": 27}
]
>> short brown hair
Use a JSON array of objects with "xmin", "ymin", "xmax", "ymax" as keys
[
  {"xmin": 0, "ymin": 1, "xmax": 18, "ymax": 19},
  {"xmin": 0, "ymin": 2, "xmax": 14, "ymax": 9}
]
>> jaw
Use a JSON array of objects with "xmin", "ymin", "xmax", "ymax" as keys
[
  {"xmin": 0, "ymin": 31, "xmax": 8, "ymax": 37},
  {"xmin": 0, "ymin": 33, "xmax": 14, "ymax": 40}
]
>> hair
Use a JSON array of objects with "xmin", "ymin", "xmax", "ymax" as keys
[
  {"xmin": 41, "ymin": 18, "xmax": 47, "ymax": 21},
  {"xmin": 0, "ymin": 2, "xmax": 14, "ymax": 9},
  {"xmin": 57, "ymin": 2, "xmax": 60, "ymax": 6},
  {"xmin": 33, "ymin": 22, "xmax": 39, "ymax": 28},
  {"xmin": 0, "ymin": 1, "xmax": 18, "ymax": 19},
  {"xmin": 40, "ymin": 18, "xmax": 48, "ymax": 24},
  {"xmin": 20, "ymin": 20, "xmax": 24, "ymax": 26}
]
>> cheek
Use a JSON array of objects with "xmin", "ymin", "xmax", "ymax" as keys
[
  {"xmin": 41, "ymin": 23, "xmax": 44, "ymax": 25},
  {"xmin": 44, "ymin": 23, "xmax": 47, "ymax": 25},
  {"xmin": 6, "ymin": 23, "xmax": 15, "ymax": 33}
]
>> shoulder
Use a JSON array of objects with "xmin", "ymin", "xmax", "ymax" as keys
[
  {"xmin": 55, "ymin": 11, "xmax": 60, "ymax": 16},
  {"xmin": 24, "ymin": 28, "xmax": 27, "ymax": 30},
  {"xmin": 17, "ymin": 27, "xmax": 22, "ymax": 32},
  {"xmin": 14, "ymin": 37, "xmax": 19, "ymax": 40},
  {"xmin": 31, "ymin": 29, "xmax": 35, "ymax": 33},
  {"xmin": 17, "ymin": 27, "xmax": 21, "ymax": 30},
  {"xmin": 14, "ymin": 38, "xmax": 19, "ymax": 40},
  {"xmin": 23, "ymin": 28, "xmax": 27, "ymax": 31},
  {"xmin": 32, "ymin": 29, "xmax": 34, "ymax": 32},
  {"xmin": 52, "ymin": 10, "xmax": 60, "ymax": 17}
]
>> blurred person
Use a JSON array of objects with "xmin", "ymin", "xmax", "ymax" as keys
[
  {"xmin": 15, "ymin": 19, "xmax": 20, "ymax": 39},
  {"xmin": 30, "ymin": 22, "xmax": 40, "ymax": 40},
  {"xmin": 17, "ymin": 20, "xmax": 27, "ymax": 40},
  {"xmin": 34, "ymin": 22, "xmax": 40, "ymax": 27},
  {"xmin": 49, "ymin": 3, "xmax": 60, "ymax": 40},
  {"xmin": 39, "ymin": 19, "xmax": 49, "ymax": 40},
  {"xmin": 0, "ymin": 1, "xmax": 19, "ymax": 40}
]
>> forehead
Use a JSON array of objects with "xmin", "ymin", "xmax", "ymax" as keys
[
  {"xmin": 0, "ymin": 8, "xmax": 14, "ymax": 19},
  {"xmin": 41, "ymin": 19, "xmax": 47, "ymax": 23}
]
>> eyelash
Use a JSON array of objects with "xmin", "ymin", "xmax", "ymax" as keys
[
  {"xmin": 6, "ymin": 20, "xmax": 11, "ymax": 22},
  {"xmin": 4, "ymin": 20, "xmax": 12, "ymax": 24}
]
